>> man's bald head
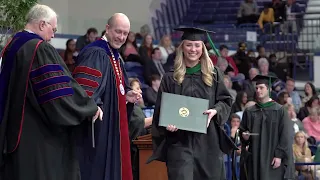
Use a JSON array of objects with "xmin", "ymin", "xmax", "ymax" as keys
[
  {"xmin": 105, "ymin": 13, "xmax": 130, "ymax": 49},
  {"xmin": 107, "ymin": 13, "xmax": 130, "ymax": 28}
]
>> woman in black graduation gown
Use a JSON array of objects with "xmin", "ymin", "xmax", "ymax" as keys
[{"xmin": 149, "ymin": 27, "xmax": 234, "ymax": 180}]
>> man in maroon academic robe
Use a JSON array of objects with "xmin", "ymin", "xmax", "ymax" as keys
[{"xmin": 74, "ymin": 13, "xmax": 141, "ymax": 180}]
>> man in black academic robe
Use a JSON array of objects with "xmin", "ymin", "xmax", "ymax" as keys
[
  {"xmin": 0, "ymin": 4, "xmax": 100, "ymax": 180},
  {"xmin": 240, "ymin": 75, "xmax": 295, "ymax": 180}
]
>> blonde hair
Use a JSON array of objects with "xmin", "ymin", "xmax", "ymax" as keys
[
  {"xmin": 173, "ymin": 40, "xmax": 215, "ymax": 86},
  {"xmin": 294, "ymin": 131, "xmax": 309, "ymax": 150}
]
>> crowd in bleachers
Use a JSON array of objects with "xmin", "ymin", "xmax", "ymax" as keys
[{"xmin": 169, "ymin": 0, "xmax": 308, "ymax": 53}]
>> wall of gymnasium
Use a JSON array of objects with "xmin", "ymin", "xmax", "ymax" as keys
[{"xmin": 40, "ymin": 0, "xmax": 166, "ymax": 36}]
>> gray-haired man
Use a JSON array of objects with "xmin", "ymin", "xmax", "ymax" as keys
[{"xmin": 0, "ymin": 4, "xmax": 101, "ymax": 180}]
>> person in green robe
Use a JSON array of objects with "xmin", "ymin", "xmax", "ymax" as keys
[{"xmin": 240, "ymin": 75, "xmax": 295, "ymax": 180}]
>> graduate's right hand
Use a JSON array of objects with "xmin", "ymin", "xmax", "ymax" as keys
[
  {"xmin": 242, "ymin": 131, "xmax": 250, "ymax": 140},
  {"xmin": 166, "ymin": 125, "xmax": 178, "ymax": 132}
]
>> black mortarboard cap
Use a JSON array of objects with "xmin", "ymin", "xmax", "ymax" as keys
[
  {"xmin": 252, "ymin": 74, "xmax": 278, "ymax": 96},
  {"xmin": 174, "ymin": 27, "xmax": 215, "ymax": 41},
  {"xmin": 252, "ymin": 75, "xmax": 278, "ymax": 85},
  {"xmin": 174, "ymin": 27, "xmax": 221, "ymax": 56}
]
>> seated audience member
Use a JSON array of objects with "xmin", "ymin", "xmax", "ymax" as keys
[
  {"xmin": 230, "ymin": 114, "xmax": 241, "ymax": 139},
  {"xmin": 138, "ymin": 34, "xmax": 154, "ymax": 64},
  {"xmin": 271, "ymin": 79, "xmax": 286, "ymax": 100},
  {"xmin": 119, "ymin": 31, "xmax": 139, "ymax": 60},
  {"xmin": 258, "ymin": 3, "xmax": 275, "ymax": 32},
  {"xmin": 284, "ymin": 103, "xmax": 304, "ymax": 133},
  {"xmin": 76, "ymin": 27, "xmax": 98, "ymax": 51},
  {"xmin": 303, "ymin": 107, "xmax": 320, "ymax": 142},
  {"xmin": 231, "ymin": 91, "xmax": 248, "ymax": 114},
  {"xmin": 256, "ymin": 45, "xmax": 267, "ymax": 62},
  {"xmin": 268, "ymin": 54, "xmax": 287, "ymax": 81},
  {"xmin": 298, "ymin": 96, "xmax": 319, "ymax": 121},
  {"xmin": 237, "ymin": 0, "xmax": 259, "ymax": 25},
  {"xmin": 212, "ymin": 45, "xmax": 245, "ymax": 84},
  {"xmin": 231, "ymin": 42, "xmax": 251, "ymax": 79},
  {"xmin": 285, "ymin": 78, "xmax": 302, "ymax": 112},
  {"xmin": 243, "ymin": 68, "xmax": 259, "ymax": 100},
  {"xmin": 230, "ymin": 113, "xmax": 242, "ymax": 180},
  {"xmin": 143, "ymin": 48, "xmax": 165, "ymax": 85},
  {"xmin": 223, "ymin": 75, "xmax": 237, "ymax": 102},
  {"xmin": 158, "ymin": 35, "xmax": 175, "ymax": 64},
  {"xmin": 59, "ymin": 39, "xmax": 77, "ymax": 72},
  {"xmin": 247, "ymin": 50, "xmax": 257, "ymax": 68},
  {"xmin": 293, "ymin": 131, "xmax": 313, "ymax": 180},
  {"xmin": 129, "ymin": 78, "xmax": 145, "ymax": 108},
  {"xmin": 302, "ymin": 82, "xmax": 317, "ymax": 107},
  {"xmin": 277, "ymin": 91, "xmax": 290, "ymax": 105},
  {"xmin": 257, "ymin": 58, "xmax": 277, "ymax": 77},
  {"xmin": 144, "ymin": 74, "xmax": 161, "ymax": 107}
]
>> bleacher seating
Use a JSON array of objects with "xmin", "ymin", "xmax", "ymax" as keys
[{"xmin": 152, "ymin": 0, "xmax": 308, "ymax": 51}]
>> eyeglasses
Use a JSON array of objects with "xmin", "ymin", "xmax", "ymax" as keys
[{"xmin": 45, "ymin": 21, "xmax": 57, "ymax": 33}]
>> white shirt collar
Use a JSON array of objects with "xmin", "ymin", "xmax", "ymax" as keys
[
  {"xmin": 24, "ymin": 29, "xmax": 35, "ymax": 34},
  {"xmin": 102, "ymin": 35, "xmax": 108, "ymax": 42}
]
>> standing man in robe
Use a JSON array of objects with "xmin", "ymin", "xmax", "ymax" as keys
[
  {"xmin": 74, "ymin": 13, "xmax": 141, "ymax": 180},
  {"xmin": 0, "ymin": 4, "xmax": 102, "ymax": 180},
  {"xmin": 240, "ymin": 75, "xmax": 294, "ymax": 180}
]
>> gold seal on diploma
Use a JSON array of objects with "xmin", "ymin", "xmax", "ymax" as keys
[{"xmin": 179, "ymin": 107, "xmax": 189, "ymax": 117}]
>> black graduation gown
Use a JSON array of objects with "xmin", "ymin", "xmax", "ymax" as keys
[
  {"xmin": 73, "ymin": 39, "xmax": 134, "ymax": 180},
  {"xmin": 0, "ymin": 31, "xmax": 98, "ymax": 180},
  {"xmin": 239, "ymin": 103, "xmax": 295, "ymax": 180},
  {"xmin": 150, "ymin": 68, "xmax": 233, "ymax": 180}
]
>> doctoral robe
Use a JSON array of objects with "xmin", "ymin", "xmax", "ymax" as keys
[
  {"xmin": 150, "ymin": 65, "xmax": 233, "ymax": 180},
  {"xmin": 239, "ymin": 102, "xmax": 295, "ymax": 180},
  {"xmin": 0, "ymin": 31, "xmax": 98, "ymax": 180},
  {"xmin": 74, "ymin": 39, "xmax": 133, "ymax": 180}
]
